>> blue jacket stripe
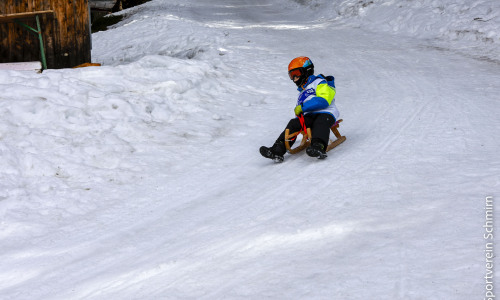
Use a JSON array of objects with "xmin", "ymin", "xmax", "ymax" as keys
[{"xmin": 302, "ymin": 97, "xmax": 330, "ymax": 112}]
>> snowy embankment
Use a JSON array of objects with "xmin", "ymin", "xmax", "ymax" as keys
[
  {"xmin": 308, "ymin": 0, "xmax": 500, "ymax": 62},
  {"xmin": 1, "ymin": 0, "xmax": 499, "ymax": 299}
]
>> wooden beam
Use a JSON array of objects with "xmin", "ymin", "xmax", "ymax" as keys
[
  {"xmin": 0, "ymin": 10, "xmax": 55, "ymax": 24},
  {"xmin": 90, "ymin": 1, "xmax": 118, "ymax": 11}
]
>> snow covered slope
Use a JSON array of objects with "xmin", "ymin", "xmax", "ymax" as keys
[
  {"xmin": 1, "ymin": 0, "xmax": 499, "ymax": 299},
  {"xmin": 301, "ymin": 0, "xmax": 500, "ymax": 62}
]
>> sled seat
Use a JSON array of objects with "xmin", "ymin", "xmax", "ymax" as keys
[
  {"xmin": 326, "ymin": 119, "xmax": 346, "ymax": 152},
  {"xmin": 284, "ymin": 119, "xmax": 346, "ymax": 154}
]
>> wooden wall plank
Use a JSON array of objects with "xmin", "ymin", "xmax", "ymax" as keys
[
  {"xmin": 0, "ymin": 1, "xmax": 7, "ymax": 61},
  {"xmin": 23, "ymin": 0, "xmax": 35, "ymax": 63},
  {"xmin": 43, "ymin": 0, "xmax": 56, "ymax": 68},
  {"xmin": 48, "ymin": 0, "xmax": 60, "ymax": 68},
  {"xmin": 69, "ymin": 0, "xmax": 78, "ymax": 67},
  {"xmin": 76, "ymin": 0, "xmax": 91, "ymax": 65}
]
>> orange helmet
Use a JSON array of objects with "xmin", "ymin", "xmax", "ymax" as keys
[{"xmin": 288, "ymin": 56, "xmax": 314, "ymax": 87}]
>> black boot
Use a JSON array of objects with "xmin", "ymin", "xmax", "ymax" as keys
[
  {"xmin": 260, "ymin": 141, "xmax": 286, "ymax": 163},
  {"xmin": 306, "ymin": 142, "xmax": 327, "ymax": 159}
]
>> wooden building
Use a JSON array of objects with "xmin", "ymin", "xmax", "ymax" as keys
[
  {"xmin": 90, "ymin": 0, "xmax": 120, "ymax": 12},
  {"xmin": 0, "ymin": 0, "xmax": 91, "ymax": 69}
]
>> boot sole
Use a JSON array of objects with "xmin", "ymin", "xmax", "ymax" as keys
[
  {"xmin": 306, "ymin": 148, "xmax": 327, "ymax": 159},
  {"xmin": 260, "ymin": 147, "xmax": 284, "ymax": 163}
]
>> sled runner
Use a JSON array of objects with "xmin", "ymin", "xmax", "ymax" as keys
[{"xmin": 284, "ymin": 119, "xmax": 346, "ymax": 154}]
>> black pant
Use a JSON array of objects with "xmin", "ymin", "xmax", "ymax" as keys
[{"xmin": 276, "ymin": 113, "xmax": 335, "ymax": 147}]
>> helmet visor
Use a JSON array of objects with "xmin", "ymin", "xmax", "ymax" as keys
[{"xmin": 288, "ymin": 68, "xmax": 303, "ymax": 80}]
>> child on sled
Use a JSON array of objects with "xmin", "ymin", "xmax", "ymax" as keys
[{"xmin": 260, "ymin": 56, "xmax": 340, "ymax": 162}]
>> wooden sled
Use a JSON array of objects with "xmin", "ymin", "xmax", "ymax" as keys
[
  {"xmin": 326, "ymin": 119, "xmax": 346, "ymax": 152},
  {"xmin": 285, "ymin": 127, "xmax": 312, "ymax": 154},
  {"xmin": 284, "ymin": 119, "xmax": 346, "ymax": 154}
]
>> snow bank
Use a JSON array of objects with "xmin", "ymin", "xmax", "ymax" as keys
[
  {"xmin": 296, "ymin": 0, "xmax": 500, "ymax": 61},
  {"xmin": 0, "ymin": 54, "xmax": 232, "ymax": 200},
  {"xmin": 91, "ymin": 2, "xmax": 226, "ymax": 66}
]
